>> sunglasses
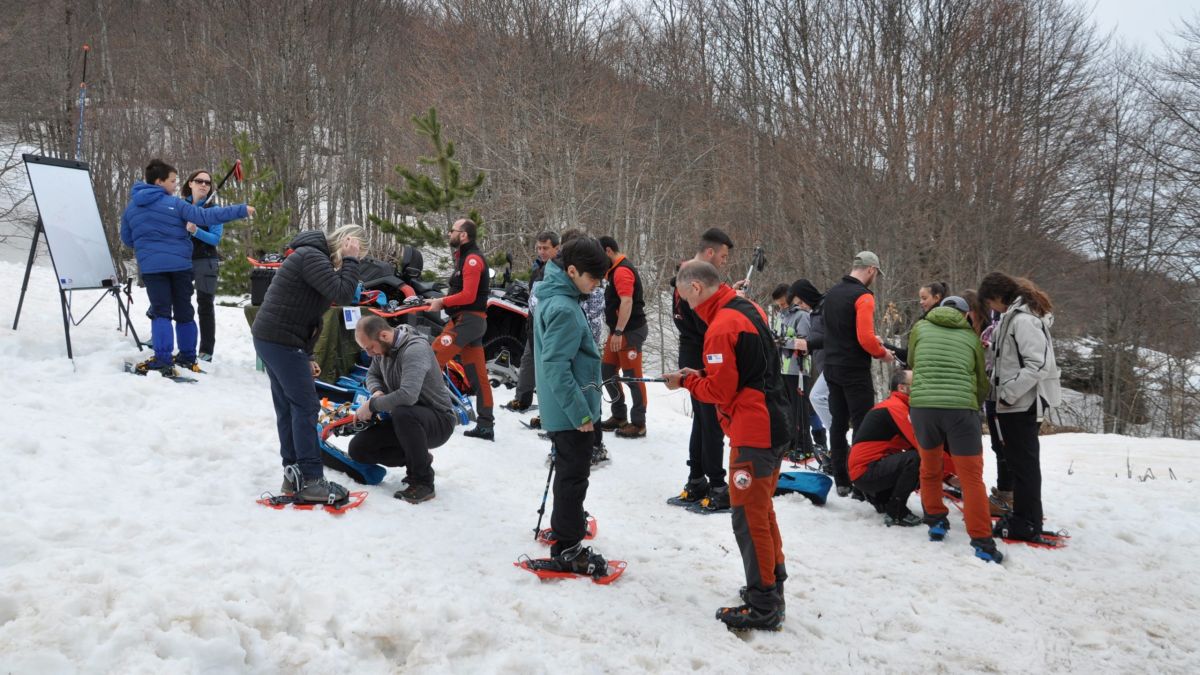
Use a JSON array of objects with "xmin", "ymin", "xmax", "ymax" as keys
[{"xmin": 191, "ymin": 179, "xmax": 212, "ymax": 185}]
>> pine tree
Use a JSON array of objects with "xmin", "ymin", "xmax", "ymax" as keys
[
  {"xmin": 216, "ymin": 133, "xmax": 294, "ymax": 295},
  {"xmin": 370, "ymin": 107, "xmax": 486, "ymax": 247}
]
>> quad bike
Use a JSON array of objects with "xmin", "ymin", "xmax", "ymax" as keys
[{"xmin": 483, "ymin": 252, "xmax": 530, "ymax": 389}]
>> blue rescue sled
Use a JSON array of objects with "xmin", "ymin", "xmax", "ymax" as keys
[{"xmin": 775, "ymin": 471, "xmax": 832, "ymax": 506}]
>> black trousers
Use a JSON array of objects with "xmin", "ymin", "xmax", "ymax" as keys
[
  {"xmin": 996, "ymin": 402, "xmax": 1042, "ymax": 533},
  {"xmin": 985, "ymin": 400, "xmax": 1011, "ymax": 491},
  {"xmin": 687, "ymin": 396, "xmax": 726, "ymax": 487},
  {"xmin": 549, "ymin": 429, "xmax": 594, "ymax": 555},
  {"xmin": 825, "ymin": 365, "xmax": 876, "ymax": 487},
  {"xmin": 347, "ymin": 405, "xmax": 454, "ymax": 486},
  {"xmin": 852, "ymin": 450, "xmax": 920, "ymax": 519}
]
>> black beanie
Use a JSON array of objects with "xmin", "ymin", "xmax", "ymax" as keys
[{"xmin": 787, "ymin": 279, "xmax": 823, "ymax": 307}]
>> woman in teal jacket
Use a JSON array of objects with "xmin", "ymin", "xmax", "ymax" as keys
[
  {"xmin": 530, "ymin": 237, "xmax": 611, "ymax": 576},
  {"xmin": 909, "ymin": 296, "xmax": 1003, "ymax": 564}
]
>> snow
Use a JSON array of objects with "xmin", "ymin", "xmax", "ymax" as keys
[{"xmin": 1, "ymin": 258, "xmax": 1199, "ymax": 674}]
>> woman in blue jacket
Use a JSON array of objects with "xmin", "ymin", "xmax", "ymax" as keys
[
  {"xmin": 120, "ymin": 159, "xmax": 252, "ymax": 375},
  {"xmin": 181, "ymin": 169, "xmax": 224, "ymax": 362}
]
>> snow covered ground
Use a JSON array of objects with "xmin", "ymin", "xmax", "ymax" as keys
[{"xmin": 1, "ymin": 258, "xmax": 1199, "ymax": 674}]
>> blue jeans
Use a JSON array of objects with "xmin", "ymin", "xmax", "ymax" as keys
[
  {"xmin": 143, "ymin": 269, "xmax": 196, "ymax": 364},
  {"xmin": 254, "ymin": 338, "xmax": 323, "ymax": 480}
]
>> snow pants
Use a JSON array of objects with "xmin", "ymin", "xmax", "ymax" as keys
[
  {"xmin": 433, "ymin": 311, "xmax": 493, "ymax": 425},
  {"xmin": 254, "ymin": 337, "xmax": 323, "ymax": 481},
  {"xmin": 601, "ymin": 324, "xmax": 648, "ymax": 426},
  {"xmin": 143, "ymin": 269, "xmax": 196, "ymax": 365},
  {"xmin": 996, "ymin": 401, "xmax": 1043, "ymax": 537},
  {"xmin": 912, "ymin": 407, "xmax": 990, "ymax": 539},
  {"xmin": 348, "ymin": 404, "xmax": 455, "ymax": 487},
  {"xmin": 824, "ymin": 365, "xmax": 875, "ymax": 488},
  {"xmin": 548, "ymin": 428, "xmax": 594, "ymax": 556},
  {"xmin": 687, "ymin": 396, "xmax": 726, "ymax": 488},
  {"xmin": 729, "ymin": 444, "xmax": 787, "ymax": 606}
]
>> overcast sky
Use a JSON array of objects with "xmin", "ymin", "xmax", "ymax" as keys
[{"xmin": 1086, "ymin": 0, "xmax": 1195, "ymax": 53}]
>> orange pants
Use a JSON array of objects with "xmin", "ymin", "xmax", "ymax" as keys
[
  {"xmin": 729, "ymin": 445, "xmax": 786, "ymax": 591},
  {"xmin": 919, "ymin": 447, "xmax": 990, "ymax": 539},
  {"xmin": 433, "ymin": 312, "xmax": 493, "ymax": 424},
  {"xmin": 601, "ymin": 335, "xmax": 646, "ymax": 425}
]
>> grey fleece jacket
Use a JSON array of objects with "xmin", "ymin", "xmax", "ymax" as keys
[{"xmin": 365, "ymin": 325, "xmax": 456, "ymax": 422}]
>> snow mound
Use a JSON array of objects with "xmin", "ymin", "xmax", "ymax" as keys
[{"xmin": 1, "ymin": 260, "xmax": 1198, "ymax": 673}]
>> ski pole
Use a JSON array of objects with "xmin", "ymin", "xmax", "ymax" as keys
[
  {"xmin": 73, "ymin": 45, "xmax": 90, "ymax": 161},
  {"xmin": 533, "ymin": 442, "xmax": 556, "ymax": 540},
  {"xmin": 615, "ymin": 376, "xmax": 666, "ymax": 384},
  {"xmin": 210, "ymin": 160, "xmax": 242, "ymax": 200}
]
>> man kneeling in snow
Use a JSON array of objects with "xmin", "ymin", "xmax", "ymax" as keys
[
  {"xmin": 350, "ymin": 315, "xmax": 457, "ymax": 504},
  {"xmin": 848, "ymin": 370, "xmax": 923, "ymax": 526}
]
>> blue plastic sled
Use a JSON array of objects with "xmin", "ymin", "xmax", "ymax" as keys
[
  {"xmin": 320, "ymin": 439, "xmax": 386, "ymax": 485},
  {"xmin": 775, "ymin": 471, "xmax": 833, "ymax": 506}
]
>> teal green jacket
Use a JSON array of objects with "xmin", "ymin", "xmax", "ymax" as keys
[
  {"xmin": 909, "ymin": 307, "xmax": 989, "ymax": 410},
  {"xmin": 533, "ymin": 260, "xmax": 603, "ymax": 432}
]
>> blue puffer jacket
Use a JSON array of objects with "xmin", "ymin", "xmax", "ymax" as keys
[{"xmin": 119, "ymin": 182, "xmax": 247, "ymax": 274}]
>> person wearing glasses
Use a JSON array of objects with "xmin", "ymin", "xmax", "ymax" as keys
[
  {"xmin": 181, "ymin": 170, "xmax": 225, "ymax": 363},
  {"xmin": 120, "ymin": 159, "xmax": 253, "ymax": 377},
  {"xmin": 425, "ymin": 219, "xmax": 495, "ymax": 441}
]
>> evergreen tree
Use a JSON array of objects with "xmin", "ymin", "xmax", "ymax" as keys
[
  {"xmin": 216, "ymin": 133, "xmax": 294, "ymax": 295},
  {"xmin": 370, "ymin": 107, "xmax": 486, "ymax": 247}
]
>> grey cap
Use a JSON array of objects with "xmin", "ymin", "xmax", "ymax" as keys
[
  {"xmin": 940, "ymin": 295, "xmax": 970, "ymax": 313},
  {"xmin": 852, "ymin": 250, "xmax": 883, "ymax": 275}
]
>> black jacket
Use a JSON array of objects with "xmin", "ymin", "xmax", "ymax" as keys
[{"xmin": 251, "ymin": 230, "xmax": 360, "ymax": 352}]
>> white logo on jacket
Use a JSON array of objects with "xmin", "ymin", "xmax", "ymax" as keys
[{"xmin": 733, "ymin": 469, "xmax": 752, "ymax": 490}]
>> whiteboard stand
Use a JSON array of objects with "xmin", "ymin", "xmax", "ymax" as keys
[{"xmin": 11, "ymin": 216, "xmax": 143, "ymax": 360}]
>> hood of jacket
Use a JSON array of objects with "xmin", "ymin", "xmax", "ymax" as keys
[
  {"xmin": 1010, "ymin": 296, "xmax": 1055, "ymax": 329},
  {"xmin": 925, "ymin": 306, "xmax": 972, "ymax": 330},
  {"xmin": 131, "ymin": 181, "xmax": 169, "ymax": 207},
  {"xmin": 389, "ymin": 324, "xmax": 426, "ymax": 354},
  {"xmin": 288, "ymin": 229, "xmax": 331, "ymax": 256}
]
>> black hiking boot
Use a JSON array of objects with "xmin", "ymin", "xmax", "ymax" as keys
[
  {"xmin": 133, "ymin": 358, "xmax": 178, "ymax": 378},
  {"xmin": 884, "ymin": 512, "xmax": 923, "ymax": 527},
  {"xmin": 716, "ymin": 602, "xmax": 783, "ymax": 632},
  {"xmin": 542, "ymin": 542, "xmax": 609, "ymax": 578},
  {"xmin": 691, "ymin": 485, "xmax": 730, "ymax": 513},
  {"xmin": 672, "ymin": 478, "xmax": 709, "ymax": 503},
  {"xmin": 463, "ymin": 425, "xmax": 494, "ymax": 441},
  {"xmin": 590, "ymin": 443, "xmax": 610, "ymax": 466},
  {"xmin": 395, "ymin": 483, "xmax": 435, "ymax": 504}
]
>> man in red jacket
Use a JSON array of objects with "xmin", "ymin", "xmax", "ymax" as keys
[
  {"xmin": 426, "ymin": 218, "xmax": 494, "ymax": 440},
  {"xmin": 665, "ymin": 260, "xmax": 792, "ymax": 632},
  {"xmin": 848, "ymin": 369, "xmax": 922, "ymax": 526}
]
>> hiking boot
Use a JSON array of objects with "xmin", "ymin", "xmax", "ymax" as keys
[
  {"xmin": 503, "ymin": 399, "xmax": 531, "ymax": 412},
  {"xmin": 528, "ymin": 416, "xmax": 541, "ymax": 429},
  {"xmin": 198, "ymin": 352, "xmax": 213, "ymax": 363},
  {"xmin": 715, "ymin": 603, "xmax": 783, "ymax": 632},
  {"xmin": 463, "ymin": 425, "xmax": 495, "ymax": 441},
  {"xmin": 989, "ymin": 490, "xmax": 1014, "ymax": 517},
  {"xmin": 173, "ymin": 354, "xmax": 204, "ymax": 373},
  {"xmin": 673, "ymin": 478, "xmax": 709, "ymax": 503},
  {"xmin": 133, "ymin": 358, "xmax": 176, "ymax": 377},
  {"xmin": 590, "ymin": 444, "xmax": 610, "ymax": 466},
  {"xmin": 599, "ymin": 416, "xmax": 627, "ymax": 432},
  {"xmin": 836, "ymin": 485, "xmax": 853, "ymax": 498},
  {"xmin": 615, "ymin": 423, "xmax": 646, "ymax": 439},
  {"xmin": 693, "ymin": 485, "xmax": 730, "ymax": 512},
  {"xmin": 992, "ymin": 515, "xmax": 1039, "ymax": 542},
  {"xmin": 925, "ymin": 514, "xmax": 951, "ymax": 541},
  {"xmin": 885, "ymin": 512, "xmax": 923, "ymax": 527},
  {"xmin": 395, "ymin": 483, "xmax": 435, "ymax": 504},
  {"xmin": 293, "ymin": 475, "xmax": 350, "ymax": 506},
  {"xmin": 545, "ymin": 542, "xmax": 609, "ymax": 578},
  {"xmin": 970, "ymin": 537, "xmax": 1005, "ymax": 564},
  {"xmin": 281, "ymin": 464, "xmax": 303, "ymax": 495},
  {"xmin": 739, "ymin": 583, "xmax": 786, "ymax": 619}
]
